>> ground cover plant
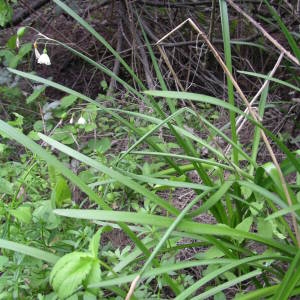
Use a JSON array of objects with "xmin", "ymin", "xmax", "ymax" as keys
[{"xmin": 0, "ymin": 0, "xmax": 300, "ymax": 299}]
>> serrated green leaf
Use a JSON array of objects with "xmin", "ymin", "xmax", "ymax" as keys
[
  {"xmin": 257, "ymin": 218, "xmax": 273, "ymax": 239},
  {"xmin": 50, "ymin": 252, "xmax": 94, "ymax": 299},
  {"xmin": 84, "ymin": 260, "xmax": 101, "ymax": 295}
]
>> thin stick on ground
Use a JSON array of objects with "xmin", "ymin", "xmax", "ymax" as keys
[{"xmin": 224, "ymin": 51, "xmax": 284, "ymax": 155}]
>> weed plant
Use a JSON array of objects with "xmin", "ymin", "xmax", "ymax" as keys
[{"xmin": 0, "ymin": 0, "xmax": 300, "ymax": 299}]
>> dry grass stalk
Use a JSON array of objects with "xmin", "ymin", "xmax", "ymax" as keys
[
  {"xmin": 226, "ymin": 0, "xmax": 299, "ymax": 66},
  {"xmin": 157, "ymin": 18, "xmax": 300, "ymax": 247},
  {"xmin": 126, "ymin": 14, "xmax": 300, "ymax": 299}
]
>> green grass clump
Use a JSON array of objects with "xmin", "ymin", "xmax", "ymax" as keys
[{"xmin": 0, "ymin": 0, "xmax": 300, "ymax": 299}]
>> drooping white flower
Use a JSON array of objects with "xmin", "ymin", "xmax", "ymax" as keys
[
  {"xmin": 38, "ymin": 48, "xmax": 51, "ymax": 65},
  {"xmin": 34, "ymin": 41, "xmax": 41, "ymax": 59},
  {"xmin": 69, "ymin": 115, "xmax": 74, "ymax": 124},
  {"xmin": 77, "ymin": 116, "xmax": 86, "ymax": 125},
  {"xmin": 16, "ymin": 37, "xmax": 20, "ymax": 48}
]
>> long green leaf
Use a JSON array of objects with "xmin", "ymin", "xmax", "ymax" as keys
[
  {"xmin": 189, "ymin": 181, "xmax": 232, "ymax": 217},
  {"xmin": 53, "ymin": 209, "xmax": 295, "ymax": 255},
  {"xmin": 88, "ymin": 255, "xmax": 283, "ymax": 289},
  {"xmin": 0, "ymin": 239, "xmax": 59, "ymax": 264},
  {"xmin": 193, "ymin": 269, "xmax": 262, "ymax": 300},
  {"xmin": 117, "ymin": 107, "xmax": 194, "ymax": 163},
  {"xmin": 129, "ymin": 151, "xmax": 252, "ymax": 178},
  {"xmin": 0, "ymin": 119, "xmax": 161, "ymax": 275},
  {"xmin": 264, "ymin": 0, "xmax": 300, "ymax": 61},
  {"xmin": 273, "ymin": 250, "xmax": 300, "ymax": 300},
  {"xmin": 7, "ymin": 68, "xmax": 181, "ymax": 173},
  {"xmin": 238, "ymin": 71, "xmax": 300, "ymax": 92},
  {"xmin": 265, "ymin": 204, "xmax": 300, "ymax": 221},
  {"xmin": 138, "ymin": 190, "xmax": 211, "ymax": 278},
  {"xmin": 175, "ymin": 256, "xmax": 266, "ymax": 299},
  {"xmin": 39, "ymin": 133, "xmax": 179, "ymax": 215},
  {"xmin": 219, "ymin": 0, "xmax": 238, "ymax": 165},
  {"xmin": 144, "ymin": 90, "xmax": 245, "ymax": 115}
]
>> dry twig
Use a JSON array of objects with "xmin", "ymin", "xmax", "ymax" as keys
[{"xmin": 226, "ymin": 0, "xmax": 300, "ymax": 65}]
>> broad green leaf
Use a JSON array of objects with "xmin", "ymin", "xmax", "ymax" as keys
[
  {"xmin": 0, "ymin": 178, "xmax": 13, "ymax": 195},
  {"xmin": 18, "ymin": 43, "xmax": 32, "ymax": 57},
  {"xmin": 52, "ymin": 175, "xmax": 71, "ymax": 207},
  {"xmin": 50, "ymin": 251, "xmax": 96, "ymax": 299},
  {"xmin": 33, "ymin": 200, "xmax": 60, "ymax": 230},
  {"xmin": 84, "ymin": 260, "xmax": 101, "ymax": 295},
  {"xmin": 94, "ymin": 138, "xmax": 111, "ymax": 154},
  {"xmin": 60, "ymin": 94, "xmax": 77, "ymax": 108},
  {"xmin": 26, "ymin": 85, "xmax": 46, "ymax": 104},
  {"xmin": 196, "ymin": 246, "xmax": 225, "ymax": 259},
  {"xmin": 235, "ymin": 217, "xmax": 253, "ymax": 243},
  {"xmin": 257, "ymin": 218, "xmax": 273, "ymax": 239},
  {"xmin": 0, "ymin": 256, "xmax": 8, "ymax": 270},
  {"xmin": 10, "ymin": 206, "xmax": 32, "ymax": 224}
]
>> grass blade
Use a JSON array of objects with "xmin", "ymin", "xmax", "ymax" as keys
[
  {"xmin": 193, "ymin": 269, "xmax": 262, "ymax": 300},
  {"xmin": 219, "ymin": 0, "xmax": 239, "ymax": 165},
  {"xmin": 273, "ymin": 250, "xmax": 300, "ymax": 300},
  {"xmin": 39, "ymin": 133, "xmax": 179, "ymax": 215},
  {"xmin": 53, "ymin": 209, "xmax": 295, "ymax": 254},
  {"xmin": 0, "ymin": 239, "xmax": 59, "ymax": 264}
]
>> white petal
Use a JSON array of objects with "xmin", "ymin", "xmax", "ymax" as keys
[
  {"xmin": 34, "ymin": 48, "xmax": 41, "ymax": 59},
  {"xmin": 38, "ymin": 53, "xmax": 51, "ymax": 65},
  {"xmin": 77, "ymin": 116, "xmax": 86, "ymax": 125}
]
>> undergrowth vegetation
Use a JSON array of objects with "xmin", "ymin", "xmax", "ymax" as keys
[{"xmin": 0, "ymin": 0, "xmax": 300, "ymax": 299}]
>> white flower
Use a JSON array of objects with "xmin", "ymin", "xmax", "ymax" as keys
[
  {"xmin": 69, "ymin": 115, "xmax": 74, "ymax": 124},
  {"xmin": 34, "ymin": 47, "xmax": 41, "ymax": 59},
  {"xmin": 34, "ymin": 41, "xmax": 41, "ymax": 59},
  {"xmin": 77, "ymin": 116, "xmax": 86, "ymax": 125},
  {"xmin": 38, "ymin": 52, "xmax": 51, "ymax": 65},
  {"xmin": 16, "ymin": 37, "xmax": 20, "ymax": 48}
]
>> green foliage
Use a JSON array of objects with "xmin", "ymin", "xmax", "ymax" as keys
[
  {"xmin": 0, "ymin": 0, "xmax": 300, "ymax": 299},
  {"xmin": 0, "ymin": 0, "xmax": 13, "ymax": 27},
  {"xmin": 50, "ymin": 229, "xmax": 102, "ymax": 298}
]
